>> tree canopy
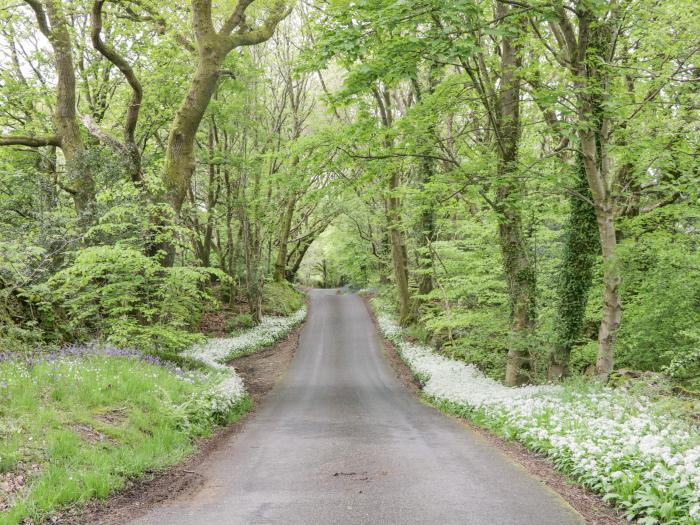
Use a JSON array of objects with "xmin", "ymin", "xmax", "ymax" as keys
[{"xmin": 1, "ymin": 0, "xmax": 699, "ymax": 387}]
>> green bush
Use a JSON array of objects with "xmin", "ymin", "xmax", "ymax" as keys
[
  {"xmin": 225, "ymin": 314, "xmax": 255, "ymax": 334},
  {"xmin": 262, "ymin": 281, "xmax": 304, "ymax": 316},
  {"xmin": 46, "ymin": 246, "xmax": 220, "ymax": 353},
  {"xmin": 568, "ymin": 341, "xmax": 598, "ymax": 375}
]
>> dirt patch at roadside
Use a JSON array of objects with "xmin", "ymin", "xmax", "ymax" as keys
[
  {"xmin": 54, "ymin": 320, "xmax": 303, "ymax": 525},
  {"xmin": 361, "ymin": 296, "xmax": 627, "ymax": 525}
]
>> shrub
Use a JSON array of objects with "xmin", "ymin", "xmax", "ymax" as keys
[
  {"xmin": 262, "ymin": 281, "xmax": 304, "ymax": 316},
  {"xmin": 664, "ymin": 330, "xmax": 700, "ymax": 390},
  {"xmin": 46, "ymin": 246, "xmax": 220, "ymax": 352},
  {"xmin": 225, "ymin": 314, "xmax": 255, "ymax": 334}
]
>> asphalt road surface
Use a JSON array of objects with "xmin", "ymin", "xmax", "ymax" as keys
[{"xmin": 132, "ymin": 289, "xmax": 584, "ymax": 525}]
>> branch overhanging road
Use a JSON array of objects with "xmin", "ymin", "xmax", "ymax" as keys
[{"xmin": 132, "ymin": 290, "xmax": 583, "ymax": 525}]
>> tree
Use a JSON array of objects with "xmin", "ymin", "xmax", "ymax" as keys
[
  {"xmin": 162, "ymin": 0, "xmax": 291, "ymax": 221},
  {"xmin": 1, "ymin": 0, "xmax": 96, "ymax": 223}
]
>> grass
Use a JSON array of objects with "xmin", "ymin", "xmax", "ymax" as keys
[{"xmin": 0, "ymin": 354, "xmax": 248, "ymax": 525}]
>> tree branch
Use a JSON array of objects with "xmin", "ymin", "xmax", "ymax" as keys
[
  {"xmin": 124, "ymin": 0, "xmax": 195, "ymax": 53},
  {"xmin": 192, "ymin": 0, "xmax": 215, "ymax": 40},
  {"xmin": 0, "ymin": 135, "xmax": 60, "ymax": 147},
  {"xmin": 220, "ymin": 0, "xmax": 254, "ymax": 36},
  {"xmin": 80, "ymin": 114, "xmax": 126, "ymax": 153},
  {"xmin": 24, "ymin": 0, "xmax": 51, "ymax": 37},
  {"xmin": 225, "ymin": 1, "xmax": 291, "ymax": 51},
  {"xmin": 91, "ymin": 0, "xmax": 143, "ymax": 149}
]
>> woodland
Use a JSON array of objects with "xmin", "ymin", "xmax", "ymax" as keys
[
  {"xmin": 0, "ymin": 0, "xmax": 699, "ymax": 522},
  {"xmin": 2, "ymin": 0, "xmax": 698, "ymax": 385}
]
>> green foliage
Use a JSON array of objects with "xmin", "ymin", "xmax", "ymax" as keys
[
  {"xmin": 45, "ymin": 246, "xmax": 220, "ymax": 352},
  {"xmin": 0, "ymin": 354, "xmax": 248, "ymax": 525},
  {"xmin": 225, "ymin": 314, "xmax": 255, "ymax": 334},
  {"xmin": 262, "ymin": 281, "xmax": 304, "ymax": 316},
  {"xmin": 616, "ymin": 230, "xmax": 700, "ymax": 375},
  {"xmin": 665, "ymin": 342, "xmax": 700, "ymax": 390}
]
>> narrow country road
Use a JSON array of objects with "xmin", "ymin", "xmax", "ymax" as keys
[{"xmin": 132, "ymin": 290, "xmax": 583, "ymax": 525}]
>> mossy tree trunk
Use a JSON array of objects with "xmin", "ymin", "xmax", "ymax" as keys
[
  {"xmin": 494, "ymin": 1, "xmax": 535, "ymax": 386},
  {"xmin": 157, "ymin": 0, "xmax": 290, "ymax": 265},
  {"xmin": 385, "ymin": 172, "xmax": 414, "ymax": 326},
  {"xmin": 552, "ymin": 4, "xmax": 622, "ymax": 379}
]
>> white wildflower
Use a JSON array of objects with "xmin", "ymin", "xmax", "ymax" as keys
[{"xmin": 374, "ymin": 305, "xmax": 700, "ymax": 525}]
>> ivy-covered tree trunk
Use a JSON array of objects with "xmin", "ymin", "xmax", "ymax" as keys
[
  {"xmin": 548, "ymin": 153, "xmax": 599, "ymax": 379},
  {"xmin": 498, "ymin": 192, "xmax": 536, "ymax": 387},
  {"xmin": 411, "ymin": 74, "xmax": 439, "ymax": 299},
  {"xmin": 417, "ymin": 157, "xmax": 436, "ymax": 297},
  {"xmin": 573, "ymin": 10, "xmax": 621, "ymax": 379}
]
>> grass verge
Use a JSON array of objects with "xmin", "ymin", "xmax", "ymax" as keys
[
  {"xmin": 0, "ymin": 297, "xmax": 308, "ymax": 525},
  {"xmin": 0, "ymin": 350, "xmax": 249, "ymax": 525}
]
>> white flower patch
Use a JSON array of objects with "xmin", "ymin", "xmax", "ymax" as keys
[
  {"xmin": 186, "ymin": 307, "xmax": 307, "ymax": 368},
  {"xmin": 375, "ymin": 309, "xmax": 700, "ymax": 524},
  {"xmin": 202, "ymin": 373, "xmax": 246, "ymax": 416},
  {"xmin": 183, "ymin": 307, "xmax": 306, "ymax": 424}
]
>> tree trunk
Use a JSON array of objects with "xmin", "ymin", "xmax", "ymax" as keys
[
  {"xmin": 498, "ymin": 199, "xmax": 536, "ymax": 386},
  {"xmin": 240, "ymin": 209, "xmax": 263, "ymax": 323},
  {"xmin": 417, "ymin": 156, "xmax": 436, "ymax": 297},
  {"xmin": 20, "ymin": 0, "xmax": 97, "ymax": 223},
  {"xmin": 494, "ymin": 1, "xmax": 534, "ymax": 386},
  {"xmin": 385, "ymin": 172, "xmax": 414, "ymax": 326},
  {"xmin": 379, "ymin": 230, "xmax": 391, "ymax": 284},
  {"xmin": 594, "ymin": 201, "xmax": 621, "ymax": 376},
  {"xmin": 164, "ymin": 47, "xmax": 224, "ymax": 215},
  {"xmin": 575, "ymin": 13, "xmax": 621, "ymax": 379},
  {"xmin": 581, "ymin": 127, "xmax": 621, "ymax": 378},
  {"xmin": 286, "ymin": 237, "xmax": 314, "ymax": 281},
  {"xmin": 548, "ymin": 153, "xmax": 599, "ymax": 380},
  {"xmin": 274, "ymin": 192, "xmax": 297, "ymax": 281}
]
